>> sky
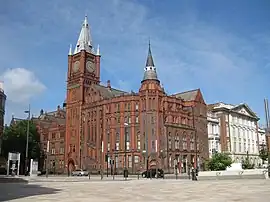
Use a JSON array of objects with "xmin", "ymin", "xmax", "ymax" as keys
[{"xmin": 0, "ymin": 0, "xmax": 269, "ymax": 125}]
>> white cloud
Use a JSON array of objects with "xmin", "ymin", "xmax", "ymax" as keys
[{"xmin": 0, "ymin": 68, "xmax": 46, "ymax": 103}]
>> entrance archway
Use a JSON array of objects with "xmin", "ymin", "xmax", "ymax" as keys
[{"xmin": 68, "ymin": 159, "xmax": 75, "ymax": 175}]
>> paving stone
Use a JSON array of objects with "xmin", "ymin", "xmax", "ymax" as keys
[{"xmin": 1, "ymin": 179, "xmax": 270, "ymax": 201}]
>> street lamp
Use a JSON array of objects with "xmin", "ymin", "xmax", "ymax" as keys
[
  {"xmin": 24, "ymin": 104, "xmax": 30, "ymax": 175},
  {"xmin": 124, "ymin": 122, "xmax": 128, "ymax": 180},
  {"xmin": 264, "ymin": 99, "xmax": 270, "ymax": 178}
]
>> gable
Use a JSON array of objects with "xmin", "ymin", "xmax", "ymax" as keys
[
  {"xmin": 236, "ymin": 108, "xmax": 250, "ymax": 116},
  {"xmin": 195, "ymin": 89, "xmax": 206, "ymax": 104},
  {"xmin": 231, "ymin": 104, "xmax": 258, "ymax": 119}
]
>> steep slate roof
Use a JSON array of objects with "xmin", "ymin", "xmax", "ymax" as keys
[
  {"xmin": 173, "ymin": 89, "xmax": 199, "ymax": 101},
  {"xmin": 94, "ymin": 84, "xmax": 129, "ymax": 99}
]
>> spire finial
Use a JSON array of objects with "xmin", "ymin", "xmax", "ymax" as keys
[
  {"xmin": 142, "ymin": 41, "xmax": 159, "ymax": 82},
  {"xmin": 96, "ymin": 44, "xmax": 100, "ymax": 56},
  {"xmin": 73, "ymin": 16, "xmax": 93, "ymax": 54},
  {"xmin": 68, "ymin": 44, "xmax": 72, "ymax": 55},
  {"xmin": 146, "ymin": 39, "xmax": 154, "ymax": 67}
]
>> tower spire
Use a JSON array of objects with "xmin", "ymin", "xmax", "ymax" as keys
[
  {"xmin": 68, "ymin": 44, "xmax": 72, "ymax": 55},
  {"xmin": 142, "ymin": 41, "xmax": 159, "ymax": 82},
  {"xmin": 73, "ymin": 15, "xmax": 93, "ymax": 54},
  {"xmin": 146, "ymin": 39, "xmax": 154, "ymax": 67}
]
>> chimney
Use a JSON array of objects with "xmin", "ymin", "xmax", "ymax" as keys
[
  {"xmin": 40, "ymin": 109, "xmax": 44, "ymax": 115},
  {"xmin": 107, "ymin": 80, "xmax": 111, "ymax": 89},
  {"xmin": 57, "ymin": 105, "xmax": 60, "ymax": 111}
]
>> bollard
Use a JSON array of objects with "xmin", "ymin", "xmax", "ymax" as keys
[
  {"xmin": 191, "ymin": 169, "xmax": 197, "ymax": 181},
  {"xmin": 124, "ymin": 168, "xmax": 128, "ymax": 180}
]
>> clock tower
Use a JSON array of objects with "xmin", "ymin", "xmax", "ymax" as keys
[{"xmin": 65, "ymin": 16, "xmax": 100, "ymax": 172}]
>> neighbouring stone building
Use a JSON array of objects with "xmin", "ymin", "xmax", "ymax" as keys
[
  {"xmin": 207, "ymin": 102, "xmax": 264, "ymax": 166},
  {"xmin": 207, "ymin": 111, "xmax": 220, "ymax": 158},
  {"xmin": 0, "ymin": 81, "xmax": 6, "ymax": 172},
  {"xmin": 10, "ymin": 106, "xmax": 66, "ymax": 174},
  {"xmin": 33, "ymin": 106, "xmax": 66, "ymax": 174},
  {"xmin": 65, "ymin": 16, "xmax": 209, "ymax": 174},
  {"xmin": 0, "ymin": 82, "xmax": 6, "ymax": 150}
]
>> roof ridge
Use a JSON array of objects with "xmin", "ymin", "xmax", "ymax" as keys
[{"xmin": 172, "ymin": 88, "xmax": 199, "ymax": 95}]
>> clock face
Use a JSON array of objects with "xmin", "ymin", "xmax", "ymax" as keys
[
  {"xmin": 73, "ymin": 61, "xmax": 80, "ymax": 73},
  {"xmin": 86, "ymin": 60, "xmax": 95, "ymax": 73}
]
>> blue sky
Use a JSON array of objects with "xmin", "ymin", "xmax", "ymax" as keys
[{"xmin": 0, "ymin": 0, "xmax": 270, "ymax": 125}]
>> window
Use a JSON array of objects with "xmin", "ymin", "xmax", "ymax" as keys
[
  {"xmin": 151, "ymin": 116, "xmax": 155, "ymax": 124},
  {"xmin": 115, "ymin": 103, "xmax": 120, "ymax": 112},
  {"xmin": 168, "ymin": 133, "xmax": 172, "ymax": 149},
  {"xmin": 135, "ymin": 103, "xmax": 139, "ymax": 111},
  {"xmin": 116, "ymin": 133, "xmax": 120, "ymax": 142},
  {"xmin": 128, "ymin": 156, "xmax": 132, "ymax": 168},
  {"xmin": 115, "ymin": 156, "xmax": 119, "ymax": 168},
  {"xmin": 60, "ymin": 132, "xmax": 65, "ymax": 138},
  {"xmin": 137, "ymin": 132, "xmax": 140, "ymax": 150},
  {"xmin": 151, "ymin": 140, "xmax": 156, "ymax": 152},
  {"xmin": 182, "ymin": 134, "xmax": 187, "ymax": 150},
  {"xmin": 136, "ymin": 116, "xmax": 139, "ymax": 123},
  {"xmin": 115, "ymin": 143, "xmax": 119, "ymax": 151},
  {"xmin": 107, "ymin": 143, "xmax": 110, "ymax": 151},
  {"xmin": 137, "ymin": 141, "xmax": 140, "ymax": 150},
  {"xmin": 117, "ymin": 116, "xmax": 120, "ymax": 123},
  {"xmin": 190, "ymin": 135, "xmax": 195, "ymax": 150},
  {"xmin": 60, "ymin": 147, "xmax": 64, "ymax": 154},
  {"xmin": 128, "ymin": 117, "xmax": 131, "ymax": 124},
  {"xmin": 134, "ymin": 156, "xmax": 139, "ymax": 163},
  {"xmin": 51, "ymin": 148, "xmax": 55, "ymax": 154},
  {"xmin": 126, "ymin": 142, "xmax": 130, "ymax": 150},
  {"xmin": 239, "ymin": 138, "xmax": 241, "ymax": 152},
  {"xmin": 175, "ymin": 133, "xmax": 180, "ymax": 149}
]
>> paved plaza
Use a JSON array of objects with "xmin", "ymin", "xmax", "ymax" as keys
[{"xmin": 0, "ymin": 178, "xmax": 270, "ymax": 202}]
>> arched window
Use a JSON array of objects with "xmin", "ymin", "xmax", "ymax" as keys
[
  {"xmin": 175, "ymin": 132, "xmax": 180, "ymax": 149},
  {"xmin": 168, "ymin": 132, "xmax": 172, "ymax": 149},
  {"xmin": 182, "ymin": 132, "xmax": 187, "ymax": 150},
  {"xmin": 115, "ymin": 132, "xmax": 120, "ymax": 151},
  {"xmin": 137, "ymin": 131, "xmax": 140, "ymax": 150},
  {"xmin": 190, "ymin": 134, "xmax": 195, "ymax": 150},
  {"xmin": 116, "ymin": 132, "xmax": 120, "ymax": 142}
]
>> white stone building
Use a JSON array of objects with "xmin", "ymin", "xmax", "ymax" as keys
[
  {"xmin": 207, "ymin": 102, "xmax": 263, "ymax": 166},
  {"xmin": 207, "ymin": 111, "xmax": 221, "ymax": 158}
]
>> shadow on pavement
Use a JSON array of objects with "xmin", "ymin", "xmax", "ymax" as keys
[{"xmin": 0, "ymin": 180, "xmax": 61, "ymax": 202}]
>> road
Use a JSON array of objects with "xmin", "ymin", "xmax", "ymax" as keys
[{"xmin": 0, "ymin": 178, "xmax": 270, "ymax": 201}]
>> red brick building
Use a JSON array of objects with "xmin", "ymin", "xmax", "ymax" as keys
[
  {"xmin": 65, "ymin": 16, "xmax": 209, "ymax": 174},
  {"xmin": 34, "ymin": 106, "xmax": 66, "ymax": 174},
  {"xmin": 0, "ymin": 83, "xmax": 6, "ymax": 149}
]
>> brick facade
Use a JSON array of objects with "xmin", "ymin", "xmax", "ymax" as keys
[
  {"xmin": 65, "ymin": 35, "xmax": 208, "ymax": 174},
  {"xmin": 34, "ymin": 106, "xmax": 66, "ymax": 174}
]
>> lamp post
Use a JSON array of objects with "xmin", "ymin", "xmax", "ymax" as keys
[
  {"xmin": 124, "ymin": 123, "xmax": 128, "ymax": 180},
  {"xmin": 263, "ymin": 99, "xmax": 270, "ymax": 177},
  {"xmin": 191, "ymin": 106, "xmax": 198, "ymax": 171},
  {"xmin": 45, "ymin": 140, "xmax": 49, "ymax": 178},
  {"xmin": 100, "ymin": 139, "xmax": 104, "ymax": 180},
  {"xmin": 24, "ymin": 104, "xmax": 30, "ymax": 175},
  {"xmin": 142, "ymin": 150, "xmax": 149, "ymax": 176}
]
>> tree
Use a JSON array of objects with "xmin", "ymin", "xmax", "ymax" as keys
[
  {"xmin": 206, "ymin": 153, "xmax": 233, "ymax": 171},
  {"xmin": 259, "ymin": 145, "xmax": 268, "ymax": 164},
  {"xmin": 1, "ymin": 120, "xmax": 41, "ymax": 174}
]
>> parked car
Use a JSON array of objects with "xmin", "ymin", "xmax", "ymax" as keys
[
  {"xmin": 71, "ymin": 169, "xmax": 88, "ymax": 176},
  {"xmin": 142, "ymin": 169, "xmax": 164, "ymax": 178}
]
